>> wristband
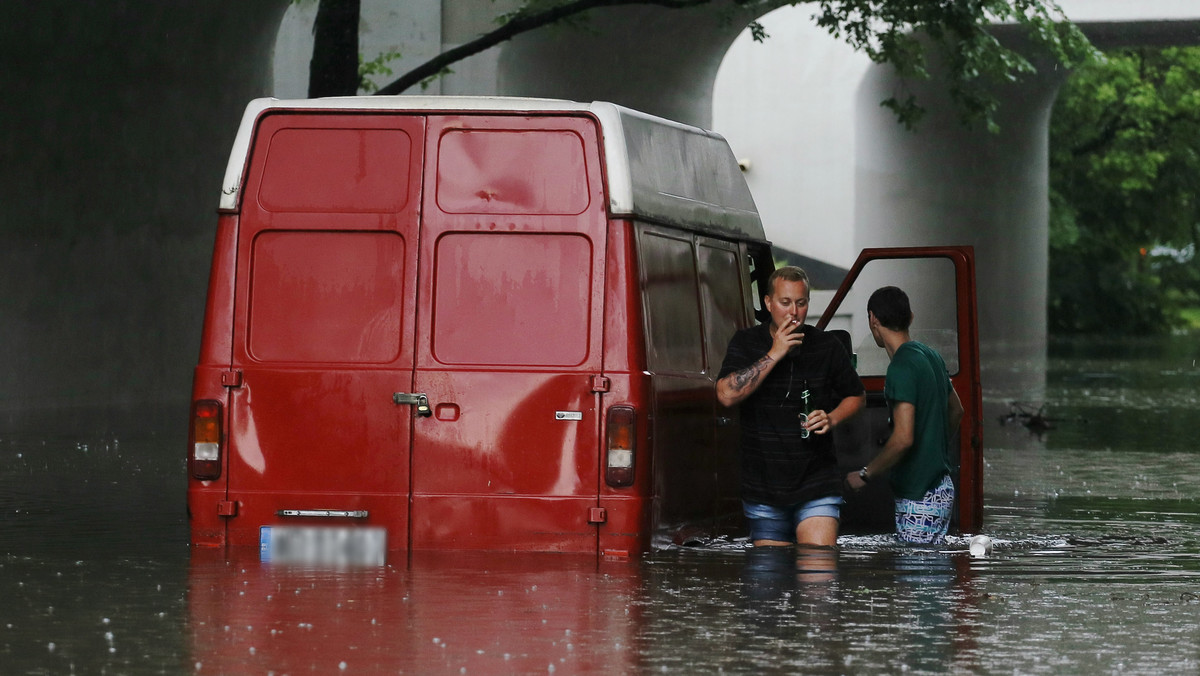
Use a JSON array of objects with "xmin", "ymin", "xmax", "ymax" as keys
[{"xmin": 858, "ymin": 467, "xmax": 870, "ymax": 483}]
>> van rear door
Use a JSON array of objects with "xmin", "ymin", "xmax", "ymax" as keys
[
  {"xmin": 407, "ymin": 114, "xmax": 609, "ymax": 552},
  {"xmin": 817, "ymin": 246, "xmax": 983, "ymax": 532},
  {"xmin": 225, "ymin": 113, "xmax": 425, "ymax": 555}
]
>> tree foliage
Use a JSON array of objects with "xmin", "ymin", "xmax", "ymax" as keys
[
  {"xmin": 1049, "ymin": 47, "xmax": 1200, "ymax": 334},
  {"xmin": 801, "ymin": 0, "xmax": 1093, "ymax": 131}
]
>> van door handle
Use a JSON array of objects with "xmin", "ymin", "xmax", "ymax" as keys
[{"xmin": 393, "ymin": 392, "xmax": 432, "ymax": 417}]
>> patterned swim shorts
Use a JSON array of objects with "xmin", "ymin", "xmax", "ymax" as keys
[{"xmin": 894, "ymin": 473, "xmax": 955, "ymax": 544}]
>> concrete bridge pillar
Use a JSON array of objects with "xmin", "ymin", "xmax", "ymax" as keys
[
  {"xmin": 5, "ymin": 0, "xmax": 1198, "ymax": 431},
  {"xmin": 497, "ymin": 2, "xmax": 754, "ymax": 128},
  {"xmin": 0, "ymin": 1, "xmax": 289, "ymax": 427},
  {"xmin": 854, "ymin": 44, "xmax": 1070, "ymax": 402}
]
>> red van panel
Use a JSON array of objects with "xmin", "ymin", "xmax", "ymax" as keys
[
  {"xmin": 409, "ymin": 114, "xmax": 609, "ymax": 552},
  {"xmin": 224, "ymin": 113, "xmax": 426, "ymax": 553}
]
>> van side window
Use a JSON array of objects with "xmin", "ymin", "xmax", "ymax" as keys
[
  {"xmin": 431, "ymin": 232, "xmax": 592, "ymax": 366},
  {"xmin": 639, "ymin": 230, "xmax": 704, "ymax": 373},
  {"xmin": 747, "ymin": 245, "xmax": 773, "ymax": 325},
  {"xmin": 697, "ymin": 242, "xmax": 745, "ymax": 374}
]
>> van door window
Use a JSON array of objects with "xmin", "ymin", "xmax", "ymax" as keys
[
  {"xmin": 435, "ymin": 130, "xmax": 590, "ymax": 215},
  {"xmin": 430, "ymin": 232, "xmax": 592, "ymax": 366},
  {"xmin": 639, "ymin": 230, "xmax": 703, "ymax": 373},
  {"xmin": 833, "ymin": 257, "xmax": 961, "ymax": 377},
  {"xmin": 697, "ymin": 240, "xmax": 747, "ymax": 374},
  {"xmin": 257, "ymin": 127, "xmax": 415, "ymax": 213}
]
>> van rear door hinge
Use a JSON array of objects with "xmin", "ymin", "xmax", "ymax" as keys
[
  {"xmin": 221, "ymin": 370, "xmax": 243, "ymax": 387},
  {"xmin": 590, "ymin": 375, "xmax": 610, "ymax": 393}
]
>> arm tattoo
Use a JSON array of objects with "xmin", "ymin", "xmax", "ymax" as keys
[{"xmin": 729, "ymin": 355, "xmax": 774, "ymax": 394}]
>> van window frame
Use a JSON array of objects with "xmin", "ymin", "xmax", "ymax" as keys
[
  {"xmin": 634, "ymin": 224, "xmax": 706, "ymax": 375},
  {"xmin": 746, "ymin": 243, "xmax": 774, "ymax": 326}
]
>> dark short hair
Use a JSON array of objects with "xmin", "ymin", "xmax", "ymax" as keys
[
  {"xmin": 867, "ymin": 286, "xmax": 912, "ymax": 331},
  {"xmin": 767, "ymin": 266, "xmax": 809, "ymax": 296}
]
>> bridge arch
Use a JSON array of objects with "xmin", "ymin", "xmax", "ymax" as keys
[
  {"xmin": 710, "ymin": 3, "xmax": 1200, "ymax": 404},
  {"xmin": 1, "ymin": 1, "xmax": 1198, "ymax": 423}
]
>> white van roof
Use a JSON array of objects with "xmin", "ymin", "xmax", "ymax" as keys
[{"xmin": 219, "ymin": 96, "xmax": 765, "ymax": 242}]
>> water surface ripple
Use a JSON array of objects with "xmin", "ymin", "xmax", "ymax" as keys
[{"xmin": 3, "ymin": 335, "xmax": 1200, "ymax": 673}]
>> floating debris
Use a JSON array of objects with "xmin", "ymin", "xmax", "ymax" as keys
[
  {"xmin": 998, "ymin": 401, "xmax": 1085, "ymax": 437},
  {"xmin": 969, "ymin": 535, "xmax": 994, "ymax": 558}
]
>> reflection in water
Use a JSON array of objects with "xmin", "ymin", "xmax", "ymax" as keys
[
  {"xmin": 187, "ymin": 550, "xmax": 642, "ymax": 674},
  {"xmin": 743, "ymin": 545, "xmax": 839, "ymax": 592},
  {"xmin": 4, "ymin": 335, "xmax": 1200, "ymax": 673}
]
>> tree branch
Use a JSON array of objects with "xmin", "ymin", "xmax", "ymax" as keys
[
  {"xmin": 375, "ymin": 0, "xmax": 729, "ymax": 95},
  {"xmin": 365, "ymin": 0, "xmax": 1092, "ymax": 135}
]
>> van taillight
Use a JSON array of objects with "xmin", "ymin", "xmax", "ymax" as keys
[
  {"xmin": 190, "ymin": 400, "xmax": 222, "ymax": 481},
  {"xmin": 605, "ymin": 406, "xmax": 636, "ymax": 487}
]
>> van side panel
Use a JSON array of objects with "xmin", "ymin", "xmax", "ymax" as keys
[
  {"xmin": 223, "ymin": 113, "xmax": 426, "ymax": 552},
  {"xmin": 634, "ymin": 225, "xmax": 751, "ymax": 543},
  {"xmin": 597, "ymin": 220, "xmax": 652, "ymax": 556},
  {"xmin": 637, "ymin": 226, "xmax": 716, "ymax": 538},
  {"xmin": 696, "ymin": 238, "xmax": 751, "ymax": 529},
  {"xmin": 188, "ymin": 215, "xmax": 240, "ymax": 548},
  {"xmin": 197, "ymin": 213, "xmax": 239, "ymax": 367},
  {"xmin": 409, "ymin": 114, "xmax": 608, "ymax": 552}
]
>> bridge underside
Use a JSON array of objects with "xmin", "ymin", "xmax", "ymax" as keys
[
  {"xmin": 0, "ymin": 1, "xmax": 289, "ymax": 430},
  {"xmin": 0, "ymin": 0, "xmax": 1197, "ymax": 432}
]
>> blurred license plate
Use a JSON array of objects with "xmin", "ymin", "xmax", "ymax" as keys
[{"xmin": 260, "ymin": 526, "xmax": 387, "ymax": 566}]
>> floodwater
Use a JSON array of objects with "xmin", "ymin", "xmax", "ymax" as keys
[{"xmin": 4, "ymin": 335, "xmax": 1200, "ymax": 674}]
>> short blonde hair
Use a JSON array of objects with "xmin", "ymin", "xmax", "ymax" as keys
[{"xmin": 767, "ymin": 266, "xmax": 809, "ymax": 296}]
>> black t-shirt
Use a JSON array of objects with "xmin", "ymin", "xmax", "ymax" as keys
[{"xmin": 718, "ymin": 323, "xmax": 864, "ymax": 506}]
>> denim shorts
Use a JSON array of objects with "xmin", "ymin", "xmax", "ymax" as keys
[{"xmin": 743, "ymin": 496, "xmax": 843, "ymax": 542}]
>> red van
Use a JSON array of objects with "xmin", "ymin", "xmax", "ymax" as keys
[{"xmin": 187, "ymin": 97, "xmax": 982, "ymax": 563}]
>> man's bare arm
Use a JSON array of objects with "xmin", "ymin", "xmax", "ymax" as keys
[
  {"xmin": 717, "ymin": 319, "xmax": 803, "ymax": 408},
  {"xmin": 716, "ymin": 354, "xmax": 776, "ymax": 408},
  {"xmin": 946, "ymin": 385, "xmax": 965, "ymax": 444},
  {"xmin": 845, "ymin": 401, "xmax": 915, "ymax": 490}
]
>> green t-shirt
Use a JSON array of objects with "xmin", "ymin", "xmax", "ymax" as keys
[{"xmin": 884, "ymin": 341, "xmax": 954, "ymax": 500}]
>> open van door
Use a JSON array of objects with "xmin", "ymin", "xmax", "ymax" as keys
[{"xmin": 817, "ymin": 246, "xmax": 983, "ymax": 533}]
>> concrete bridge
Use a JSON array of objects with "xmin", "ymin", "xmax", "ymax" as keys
[{"xmin": 1, "ymin": 0, "xmax": 1197, "ymax": 429}]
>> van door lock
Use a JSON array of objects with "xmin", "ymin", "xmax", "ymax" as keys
[{"xmin": 393, "ymin": 392, "xmax": 432, "ymax": 417}]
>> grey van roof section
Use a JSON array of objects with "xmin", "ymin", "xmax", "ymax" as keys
[{"xmin": 219, "ymin": 96, "xmax": 765, "ymax": 242}]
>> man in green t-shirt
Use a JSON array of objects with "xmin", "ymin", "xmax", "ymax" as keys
[{"xmin": 844, "ymin": 286, "xmax": 964, "ymax": 543}]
